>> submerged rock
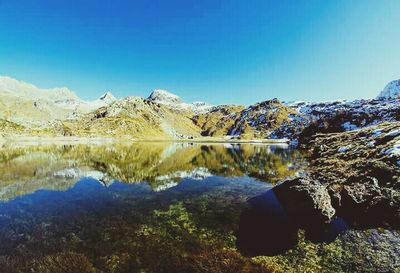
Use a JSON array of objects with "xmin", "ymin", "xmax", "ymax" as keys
[{"xmin": 273, "ymin": 177, "xmax": 335, "ymax": 227}]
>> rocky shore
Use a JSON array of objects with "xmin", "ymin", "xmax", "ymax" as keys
[
  {"xmin": 275, "ymin": 121, "xmax": 400, "ymax": 228},
  {"xmin": 239, "ymin": 122, "xmax": 400, "ymax": 272}
]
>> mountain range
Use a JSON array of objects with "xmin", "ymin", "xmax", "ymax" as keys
[{"xmin": 0, "ymin": 76, "xmax": 399, "ymax": 141}]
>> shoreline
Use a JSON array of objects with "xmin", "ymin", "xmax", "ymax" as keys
[{"xmin": 0, "ymin": 134, "xmax": 290, "ymax": 147}]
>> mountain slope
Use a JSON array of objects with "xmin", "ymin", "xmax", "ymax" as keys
[
  {"xmin": 193, "ymin": 99, "xmax": 297, "ymax": 139},
  {"xmin": 60, "ymin": 96, "xmax": 202, "ymax": 138},
  {"xmin": 192, "ymin": 105, "xmax": 245, "ymax": 137}
]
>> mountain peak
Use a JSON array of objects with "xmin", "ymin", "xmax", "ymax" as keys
[
  {"xmin": 147, "ymin": 89, "xmax": 183, "ymax": 104},
  {"xmin": 377, "ymin": 79, "xmax": 400, "ymax": 100},
  {"xmin": 98, "ymin": 91, "xmax": 116, "ymax": 104}
]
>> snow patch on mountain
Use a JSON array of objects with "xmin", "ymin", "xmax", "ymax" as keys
[
  {"xmin": 148, "ymin": 89, "xmax": 182, "ymax": 104},
  {"xmin": 377, "ymin": 79, "xmax": 400, "ymax": 100},
  {"xmin": 98, "ymin": 92, "xmax": 117, "ymax": 105},
  {"xmin": 147, "ymin": 89, "xmax": 213, "ymax": 113},
  {"xmin": 270, "ymin": 97, "xmax": 400, "ymax": 142}
]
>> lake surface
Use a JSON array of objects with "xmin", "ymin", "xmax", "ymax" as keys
[{"xmin": 0, "ymin": 142, "xmax": 398, "ymax": 273}]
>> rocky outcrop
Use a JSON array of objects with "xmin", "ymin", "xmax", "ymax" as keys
[
  {"xmin": 272, "ymin": 122, "xmax": 400, "ymax": 229},
  {"xmin": 338, "ymin": 176, "xmax": 400, "ymax": 227}
]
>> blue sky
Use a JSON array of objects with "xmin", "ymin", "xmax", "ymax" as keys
[{"xmin": 0, "ymin": 0, "xmax": 399, "ymax": 105}]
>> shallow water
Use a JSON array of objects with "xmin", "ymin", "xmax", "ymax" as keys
[{"xmin": 0, "ymin": 142, "xmax": 398, "ymax": 272}]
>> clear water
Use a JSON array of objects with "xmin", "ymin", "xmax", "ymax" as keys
[
  {"xmin": 0, "ymin": 142, "xmax": 305, "ymax": 272},
  {"xmin": 0, "ymin": 142, "xmax": 398, "ymax": 273}
]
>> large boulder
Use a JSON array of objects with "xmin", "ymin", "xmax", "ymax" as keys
[{"xmin": 273, "ymin": 177, "xmax": 335, "ymax": 227}]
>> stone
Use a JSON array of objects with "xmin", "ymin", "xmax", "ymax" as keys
[{"xmin": 273, "ymin": 177, "xmax": 336, "ymax": 227}]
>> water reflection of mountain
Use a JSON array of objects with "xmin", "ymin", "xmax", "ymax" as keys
[{"xmin": 0, "ymin": 142, "xmax": 305, "ymax": 200}]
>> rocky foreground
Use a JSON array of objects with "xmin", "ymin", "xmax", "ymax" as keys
[
  {"xmin": 239, "ymin": 122, "xmax": 400, "ymax": 272},
  {"xmin": 275, "ymin": 122, "xmax": 400, "ymax": 228}
]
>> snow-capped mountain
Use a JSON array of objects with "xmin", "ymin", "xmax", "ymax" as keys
[
  {"xmin": 98, "ymin": 92, "xmax": 117, "ymax": 105},
  {"xmin": 147, "ymin": 89, "xmax": 183, "ymax": 105},
  {"xmin": 269, "ymin": 97, "xmax": 400, "ymax": 142},
  {"xmin": 377, "ymin": 79, "xmax": 400, "ymax": 100},
  {"xmin": 147, "ymin": 89, "xmax": 213, "ymax": 114}
]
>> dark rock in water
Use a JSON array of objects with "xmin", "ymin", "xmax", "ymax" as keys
[
  {"xmin": 273, "ymin": 177, "xmax": 336, "ymax": 227},
  {"xmin": 236, "ymin": 188, "xmax": 348, "ymax": 257},
  {"xmin": 271, "ymin": 176, "xmax": 399, "ymax": 230},
  {"xmin": 236, "ymin": 190, "xmax": 299, "ymax": 256}
]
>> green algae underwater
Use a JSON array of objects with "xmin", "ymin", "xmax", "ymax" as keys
[{"xmin": 0, "ymin": 142, "xmax": 398, "ymax": 273}]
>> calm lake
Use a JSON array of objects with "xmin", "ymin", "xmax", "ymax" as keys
[{"xmin": 0, "ymin": 142, "xmax": 398, "ymax": 273}]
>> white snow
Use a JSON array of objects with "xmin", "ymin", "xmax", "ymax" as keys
[
  {"xmin": 342, "ymin": 122, "xmax": 358, "ymax": 131},
  {"xmin": 147, "ymin": 89, "xmax": 182, "ymax": 104},
  {"xmin": 274, "ymin": 85, "xmax": 400, "ymax": 141},
  {"xmin": 385, "ymin": 129, "xmax": 400, "ymax": 138},
  {"xmin": 147, "ymin": 89, "xmax": 213, "ymax": 113},
  {"xmin": 153, "ymin": 181, "xmax": 179, "ymax": 192},
  {"xmin": 367, "ymin": 141, "xmax": 375, "ymax": 147},
  {"xmin": 155, "ymin": 167, "xmax": 213, "ymax": 183},
  {"xmin": 98, "ymin": 92, "xmax": 117, "ymax": 105},
  {"xmin": 377, "ymin": 79, "xmax": 400, "ymax": 100},
  {"xmin": 371, "ymin": 129, "xmax": 382, "ymax": 137},
  {"xmin": 54, "ymin": 168, "xmax": 109, "ymax": 182},
  {"xmin": 383, "ymin": 140, "xmax": 400, "ymax": 156},
  {"xmin": 54, "ymin": 168, "xmax": 78, "ymax": 179}
]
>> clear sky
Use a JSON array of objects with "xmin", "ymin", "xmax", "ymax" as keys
[{"xmin": 0, "ymin": 0, "xmax": 399, "ymax": 105}]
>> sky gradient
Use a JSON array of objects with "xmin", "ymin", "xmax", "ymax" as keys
[{"xmin": 0, "ymin": 0, "xmax": 399, "ymax": 105}]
